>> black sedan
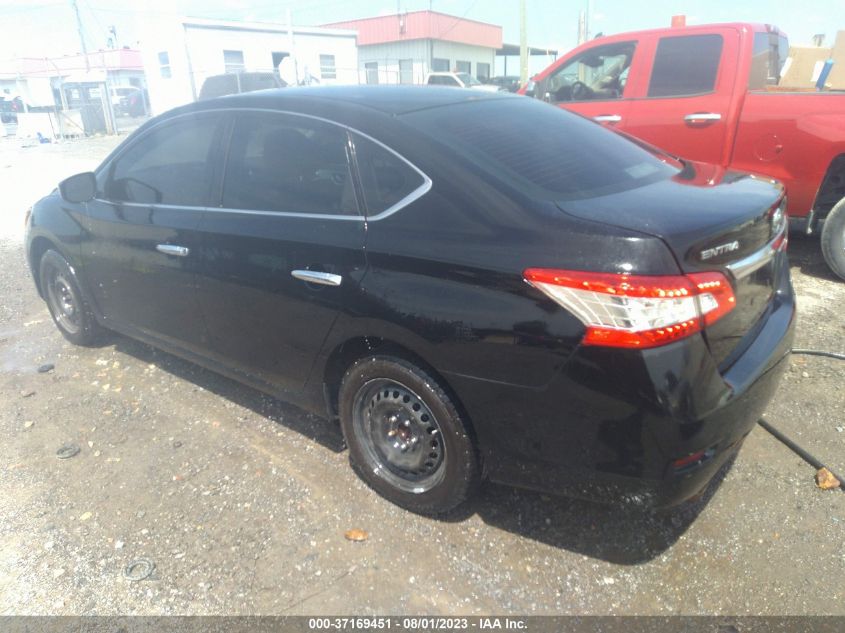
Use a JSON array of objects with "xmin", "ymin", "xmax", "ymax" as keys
[{"xmin": 25, "ymin": 86, "xmax": 795, "ymax": 514}]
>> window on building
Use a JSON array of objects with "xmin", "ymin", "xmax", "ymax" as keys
[
  {"xmin": 477, "ymin": 62, "xmax": 491, "ymax": 80},
  {"xmin": 222, "ymin": 113, "xmax": 358, "ymax": 215},
  {"xmin": 365, "ymin": 61, "xmax": 379, "ymax": 84},
  {"xmin": 455, "ymin": 60, "xmax": 471, "ymax": 74},
  {"xmin": 648, "ymin": 34, "xmax": 723, "ymax": 97},
  {"xmin": 399, "ymin": 59, "xmax": 413, "ymax": 84},
  {"xmin": 105, "ymin": 113, "xmax": 223, "ymax": 206},
  {"xmin": 158, "ymin": 51, "xmax": 171, "ymax": 79},
  {"xmin": 353, "ymin": 134, "xmax": 425, "ymax": 215},
  {"xmin": 432, "ymin": 58, "xmax": 449, "ymax": 72},
  {"xmin": 224, "ymin": 49, "xmax": 245, "ymax": 74},
  {"xmin": 319, "ymin": 54, "xmax": 337, "ymax": 80}
]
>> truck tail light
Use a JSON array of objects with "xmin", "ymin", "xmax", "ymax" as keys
[{"xmin": 523, "ymin": 268, "xmax": 736, "ymax": 349}]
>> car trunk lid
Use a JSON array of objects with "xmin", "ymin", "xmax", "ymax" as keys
[{"xmin": 556, "ymin": 166, "xmax": 787, "ymax": 368}]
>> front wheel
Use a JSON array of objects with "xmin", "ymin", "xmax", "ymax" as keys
[
  {"xmin": 339, "ymin": 356, "xmax": 480, "ymax": 515},
  {"xmin": 821, "ymin": 198, "xmax": 845, "ymax": 281},
  {"xmin": 39, "ymin": 249, "xmax": 103, "ymax": 346}
]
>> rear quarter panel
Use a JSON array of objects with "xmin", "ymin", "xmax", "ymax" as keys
[{"xmin": 731, "ymin": 92, "xmax": 845, "ymax": 218}]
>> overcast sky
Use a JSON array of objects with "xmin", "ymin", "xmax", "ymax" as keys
[{"xmin": 1, "ymin": 0, "xmax": 841, "ymax": 64}]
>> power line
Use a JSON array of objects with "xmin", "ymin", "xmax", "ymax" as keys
[
  {"xmin": 83, "ymin": 0, "xmax": 113, "ymax": 47},
  {"xmin": 435, "ymin": 0, "xmax": 480, "ymax": 38},
  {"xmin": 70, "ymin": 0, "xmax": 90, "ymax": 71}
]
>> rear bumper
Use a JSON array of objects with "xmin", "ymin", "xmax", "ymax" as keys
[{"xmin": 448, "ymin": 256, "xmax": 796, "ymax": 508}]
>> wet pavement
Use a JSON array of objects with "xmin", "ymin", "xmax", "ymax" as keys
[{"xmin": 0, "ymin": 136, "xmax": 843, "ymax": 615}]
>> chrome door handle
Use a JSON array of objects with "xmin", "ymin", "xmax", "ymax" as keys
[
  {"xmin": 684, "ymin": 112, "xmax": 722, "ymax": 124},
  {"xmin": 291, "ymin": 270, "xmax": 343, "ymax": 287},
  {"xmin": 593, "ymin": 114, "xmax": 622, "ymax": 123},
  {"xmin": 156, "ymin": 244, "xmax": 190, "ymax": 257}
]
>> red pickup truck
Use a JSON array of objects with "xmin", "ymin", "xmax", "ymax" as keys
[{"xmin": 520, "ymin": 23, "xmax": 845, "ymax": 279}]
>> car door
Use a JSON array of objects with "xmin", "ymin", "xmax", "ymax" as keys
[
  {"xmin": 537, "ymin": 40, "xmax": 641, "ymax": 128},
  {"xmin": 81, "ymin": 111, "xmax": 226, "ymax": 352},
  {"xmin": 194, "ymin": 110, "xmax": 367, "ymax": 394},
  {"xmin": 620, "ymin": 30, "xmax": 737, "ymax": 165}
]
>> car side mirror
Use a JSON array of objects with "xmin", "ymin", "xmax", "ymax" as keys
[{"xmin": 58, "ymin": 172, "xmax": 97, "ymax": 203}]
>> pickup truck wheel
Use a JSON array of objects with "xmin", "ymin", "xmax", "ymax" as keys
[
  {"xmin": 821, "ymin": 198, "xmax": 845, "ymax": 281},
  {"xmin": 338, "ymin": 356, "xmax": 481, "ymax": 515},
  {"xmin": 39, "ymin": 249, "xmax": 103, "ymax": 346}
]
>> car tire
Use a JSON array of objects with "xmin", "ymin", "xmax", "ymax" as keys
[
  {"xmin": 821, "ymin": 197, "xmax": 845, "ymax": 281},
  {"xmin": 39, "ymin": 249, "xmax": 103, "ymax": 346},
  {"xmin": 338, "ymin": 355, "xmax": 481, "ymax": 515}
]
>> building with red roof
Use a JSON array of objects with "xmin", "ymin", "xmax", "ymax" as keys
[{"xmin": 323, "ymin": 10, "xmax": 503, "ymax": 84}]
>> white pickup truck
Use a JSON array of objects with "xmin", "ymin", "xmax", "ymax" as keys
[{"xmin": 424, "ymin": 72, "xmax": 500, "ymax": 92}]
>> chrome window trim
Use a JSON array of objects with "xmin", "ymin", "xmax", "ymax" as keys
[
  {"xmin": 725, "ymin": 228, "xmax": 786, "ymax": 280},
  {"xmin": 95, "ymin": 107, "xmax": 432, "ymax": 222}
]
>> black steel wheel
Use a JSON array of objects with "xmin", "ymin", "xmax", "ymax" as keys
[
  {"xmin": 339, "ymin": 355, "xmax": 480, "ymax": 514},
  {"xmin": 39, "ymin": 249, "xmax": 103, "ymax": 346}
]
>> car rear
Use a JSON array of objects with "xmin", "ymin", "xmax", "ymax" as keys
[
  {"xmin": 401, "ymin": 95, "xmax": 795, "ymax": 506},
  {"xmin": 543, "ymin": 176, "xmax": 794, "ymax": 505}
]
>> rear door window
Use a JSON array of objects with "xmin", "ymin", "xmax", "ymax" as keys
[
  {"xmin": 648, "ymin": 34, "xmax": 723, "ymax": 97},
  {"xmin": 222, "ymin": 112, "xmax": 359, "ymax": 216},
  {"xmin": 104, "ymin": 113, "xmax": 222, "ymax": 205},
  {"xmin": 352, "ymin": 134, "xmax": 426, "ymax": 216}
]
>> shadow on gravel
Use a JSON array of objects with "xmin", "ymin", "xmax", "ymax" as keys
[
  {"xmin": 111, "ymin": 336, "xmax": 346, "ymax": 454},
  {"xmin": 109, "ymin": 332, "xmax": 731, "ymax": 565},
  {"xmin": 787, "ymin": 233, "xmax": 839, "ymax": 282},
  {"xmin": 448, "ymin": 455, "xmax": 735, "ymax": 565}
]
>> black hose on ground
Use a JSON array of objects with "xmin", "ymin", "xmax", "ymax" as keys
[
  {"xmin": 791, "ymin": 348, "xmax": 845, "ymax": 361},
  {"xmin": 755, "ymin": 347, "xmax": 845, "ymax": 493},
  {"xmin": 757, "ymin": 419, "xmax": 845, "ymax": 492}
]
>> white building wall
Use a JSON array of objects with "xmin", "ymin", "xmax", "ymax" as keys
[
  {"xmin": 430, "ymin": 41, "xmax": 496, "ymax": 79},
  {"xmin": 356, "ymin": 40, "xmax": 496, "ymax": 84},
  {"xmin": 141, "ymin": 20, "xmax": 196, "ymax": 115},
  {"xmin": 141, "ymin": 19, "xmax": 358, "ymax": 116},
  {"xmin": 355, "ymin": 40, "xmax": 429, "ymax": 84}
]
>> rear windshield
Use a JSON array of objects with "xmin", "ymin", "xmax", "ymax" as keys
[{"xmin": 402, "ymin": 97, "xmax": 678, "ymax": 200}]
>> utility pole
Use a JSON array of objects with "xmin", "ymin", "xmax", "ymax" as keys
[
  {"xmin": 71, "ymin": 0, "xmax": 90, "ymax": 71},
  {"xmin": 287, "ymin": 8, "xmax": 298, "ymax": 85},
  {"xmin": 577, "ymin": 10, "xmax": 586, "ymax": 45},
  {"xmin": 519, "ymin": 0, "xmax": 528, "ymax": 84}
]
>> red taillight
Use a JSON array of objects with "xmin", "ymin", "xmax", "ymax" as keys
[{"xmin": 523, "ymin": 268, "xmax": 736, "ymax": 349}]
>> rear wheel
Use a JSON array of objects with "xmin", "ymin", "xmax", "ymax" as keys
[
  {"xmin": 339, "ymin": 356, "xmax": 480, "ymax": 515},
  {"xmin": 821, "ymin": 198, "xmax": 845, "ymax": 281},
  {"xmin": 39, "ymin": 249, "xmax": 103, "ymax": 346}
]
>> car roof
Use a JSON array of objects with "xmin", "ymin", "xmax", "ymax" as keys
[{"xmin": 190, "ymin": 85, "xmax": 510, "ymax": 116}]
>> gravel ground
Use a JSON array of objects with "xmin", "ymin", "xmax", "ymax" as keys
[{"xmin": 0, "ymin": 136, "xmax": 843, "ymax": 615}]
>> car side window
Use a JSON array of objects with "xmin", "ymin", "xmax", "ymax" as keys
[
  {"xmin": 104, "ymin": 113, "xmax": 221, "ymax": 205},
  {"xmin": 222, "ymin": 113, "xmax": 359, "ymax": 216},
  {"xmin": 544, "ymin": 41, "xmax": 636, "ymax": 102},
  {"xmin": 648, "ymin": 34, "xmax": 723, "ymax": 97},
  {"xmin": 352, "ymin": 134, "xmax": 425, "ymax": 216}
]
